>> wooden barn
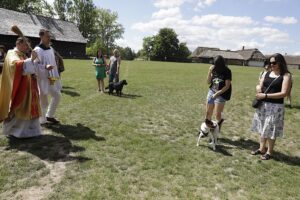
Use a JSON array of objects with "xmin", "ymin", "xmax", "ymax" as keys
[
  {"xmin": 237, "ymin": 48, "xmax": 266, "ymax": 67},
  {"xmin": 284, "ymin": 55, "xmax": 300, "ymax": 69},
  {"xmin": 0, "ymin": 8, "xmax": 87, "ymax": 58},
  {"xmin": 192, "ymin": 46, "xmax": 266, "ymax": 67}
]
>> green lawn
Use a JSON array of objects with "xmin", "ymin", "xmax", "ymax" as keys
[{"xmin": 0, "ymin": 60, "xmax": 299, "ymax": 200}]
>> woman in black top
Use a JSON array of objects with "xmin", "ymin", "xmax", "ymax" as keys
[
  {"xmin": 205, "ymin": 55, "xmax": 232, "ymax": 128},
  {"xmin": 251, "ymin": 53, "xmax": 291, "ymax": 160}
]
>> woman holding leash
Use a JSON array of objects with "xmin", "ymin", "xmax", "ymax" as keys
[
  {"xmin": 205, "ymin": 55, "xmax": 232, "ymax": 129},
  {"xmin": 93, "ymin": 49, "xmax": 107, "ymax": 93},
  {"xmin": 251, "ymin": 53, "xmax": 291, "ymax": 160}
]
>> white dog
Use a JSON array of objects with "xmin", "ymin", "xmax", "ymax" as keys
[{"xmin": 196, "ymin": 121, "xmax": 220, "ymax": 151}]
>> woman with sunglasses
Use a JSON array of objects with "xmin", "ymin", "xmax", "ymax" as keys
[{"xmin": 251, "ymin": 53, "xmax": 291, "ymax": 160}]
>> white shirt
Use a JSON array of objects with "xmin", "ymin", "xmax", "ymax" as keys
[{"xmin": 34, "ymin": 45, "xmax": 61, "ymax": 94}]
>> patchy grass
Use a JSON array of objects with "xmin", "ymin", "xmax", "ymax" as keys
[{"xmin": 0, "ymin": 59, "xmax": 299, "ymax": 200}]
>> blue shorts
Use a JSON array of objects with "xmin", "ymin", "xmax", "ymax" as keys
[{"xmin": 207, "ymin": 89, "xmax": 226, "ymax": 105}]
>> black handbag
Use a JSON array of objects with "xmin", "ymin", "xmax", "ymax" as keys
[{"xmin": 252, "ymin": 75, "xmax": 280, "ymax": 109}]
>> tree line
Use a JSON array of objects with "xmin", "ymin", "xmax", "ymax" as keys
[{"xmin": 1, "ymin": 0, "xmax": 191, "ymax": 61}]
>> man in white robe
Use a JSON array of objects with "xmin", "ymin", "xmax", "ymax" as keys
[{"xmin": 34, "ymin": 29, "xmax": 62, "ymax": 124}]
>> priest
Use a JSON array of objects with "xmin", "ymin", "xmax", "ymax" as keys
[{"xmin": 0, "ymin": 37, "xmax": 41, "ymax": 138}]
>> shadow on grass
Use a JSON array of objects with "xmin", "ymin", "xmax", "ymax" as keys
[
  {"xmin": 197, "ymin": 141, "xmax": 233, "ymax": 156},
  {"xmin": 285, "ymin": 104, "xmax": 300, "ymax": 110},
  {"xmin": 46, "ymin": 123, "xmax": 106, "ymax": 141},
  {"xmin": 220, "ymin": 138, "xmax": 300, "ymax": 166},
  {"xmin": 62, "ymin": 86, "xmax": 75, "ymax": 89},
  {"xmin": 120, "ymin": 93, "xmax": 143, "ymax": 99},
  {"xmin": 61, "ymin": 89, "xmax": 81, "ymax": 97},
  {"xmin": 6, "ymin": 135, "xmax": 90, "ymax": 162}
]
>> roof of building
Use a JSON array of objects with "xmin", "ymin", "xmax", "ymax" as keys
[
  {"xmin": 192, "ymin": 46, "xmax": 266, "ymax": 61},
  {"xmin": 199, "ymin": 49, "xmax": 244, "ymax": 60},
  {"xmin": 0, "ymin": 8, "xmax": 86, "ymax": 44},
  {"xmin": 284, "ymin": 55, "xmax": 300, "ymax": 65},
  {"xmin": 237, "ymin": 48, "xmax": 266, "ymax": 60}
]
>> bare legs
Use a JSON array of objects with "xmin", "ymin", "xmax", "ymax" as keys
[
  {"xmin": 205, "ymin": 103, "xmax": 224, "ymax": 123},
  {"xmin": 97, "ymin": 79, "xmax": 105, "ymax": 93}
]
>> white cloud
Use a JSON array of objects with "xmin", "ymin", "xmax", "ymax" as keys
[
  {"xmin": 191, "ymin": 14, "xmax": 254, "ymax": 27},
  {"xmin": 197, "ymin": 0, "xmax": 216, "ymax": 8},
  {"xmin": 153, "ymin": 0, "xmax": 188, "ymax": 8},
  {"xmin": 264, "ymin": 16, "xmax": 298, "ymax": 24},
  {"xmin": 152, "ymin": 7, "xmax": 182, "ymax": 19},
  {"xmin": 153, "ymin": 0, "xmax": 216, "ymax": 9},
  {"xmin": 293, "ymin": 51, "xmax": 300, "ymax": 55},
  {"xmin": 132, "ymin": 8, "xmax": 290, "ymax": 52}
]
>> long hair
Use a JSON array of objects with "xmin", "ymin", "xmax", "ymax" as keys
[
  {"xmin": 96, "ymin": 49, "xmax": 103, "ymax": 59},
  {"xmin": 271, "ymin": 53, "xmax": 290, "ymax": 75},
  {"xmin": 212, "ymin": 55, "xmax": 227, "ymax": 74}
]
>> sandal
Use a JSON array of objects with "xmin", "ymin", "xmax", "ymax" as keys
[
  {"xmin": 261, "ymin": 153, "xmax": 272, "ymax": 160},
  {"xmin": 251, "ymin": 149, "xmax": 266, "ymax": 155}
]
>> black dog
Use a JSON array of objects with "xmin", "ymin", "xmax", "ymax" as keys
[{"xmin": 108, "ymin": 80, "xmax": 128, "ymax": 96}]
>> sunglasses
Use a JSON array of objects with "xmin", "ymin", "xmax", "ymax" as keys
[{"xmin": 270, "ymin": 61, "xmax": 277, "ymax": 65}]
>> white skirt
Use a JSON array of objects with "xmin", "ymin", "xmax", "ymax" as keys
[
  {"xmin": 251, "ymin": 102, "xmax": 284, "ymax": 139},
  {"xmin": 3, "ymin": 117, "xmax": 42, "ymax": 138}
]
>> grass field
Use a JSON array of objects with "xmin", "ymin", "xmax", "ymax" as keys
[{"xmin": 0, "ymin": 60, "xmax": 299, "ymax": 200}]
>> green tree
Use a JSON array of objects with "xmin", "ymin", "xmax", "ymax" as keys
[
  {"xmin": 119, "ymin": 47, "xmax": 135, "ymax": 60},
  {"xmin": 177, "ymin": 42, "xmax": 191, "ymax": 62},
  {"xmin": 141, "ymin": 28, "xmax": 191, "ymax": 62},
  {"xmin": 0, "ymin": 0, "xmax": 54, "ymax": 16},
  {"xmin": 67, "ymin": 0, "xmax": 98, "ymax": 43},
  {"xmin": 53, "ymin": 0, "xmax": 72, "ymax": 21},
  {"xmin": 142, "ymin": 36, "xmax": 155, "ymax": 60},
  {"xmin": 95, "ymin": 8, "xmax": 124, "ymax": 55},
  {"xmin": 152, "ymin": 28, "xmax": 179, "ymax": 61}
]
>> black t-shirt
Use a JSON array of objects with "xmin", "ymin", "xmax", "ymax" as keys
[
  {"xmin": 262, "ymin": 71, "xmax": 284, "ymax": 104},
  {"xmin": 209, "ymin": 67, "xmax": 232, "ymax": 100}
]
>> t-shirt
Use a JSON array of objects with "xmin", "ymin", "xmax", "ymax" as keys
[
  {"xmin": 209, "ymin": 66, "xmax": 232, "ymax": 100},
  {"xmin": 109, "ymin": 56, "xmax": 119, "ymax": 74}
]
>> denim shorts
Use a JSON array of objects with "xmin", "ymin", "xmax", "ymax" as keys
[{"xmin": 207, "ymin": 89, "xmax": 226, "ymax": 104}]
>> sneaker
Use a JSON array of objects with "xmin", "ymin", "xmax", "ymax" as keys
[
  {"xmin": 46, "ymin": 117, "xmax": 60, "ymax": 124},
  {"xmin": 205, "ymin": 119, "xmax": 216, "ymax": 128}
]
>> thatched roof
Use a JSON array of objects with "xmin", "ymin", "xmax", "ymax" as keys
[
  {"xmin": 191, "ymin": 47, "xmax": 220, "ymax": 57},
  {"xmin": 200, "ymin": 50, "xmax": 244, "ymax": 60},
  {"xmin": 192, "ymin": 47, "xmax": 266, "ymax": 61},
  {"xmin": 0, "ymin": 8, "xmax": 86, "ymax": 44},
  {"xmin": 284, "ymin": 55, "xmax": 300, "ymax": 65},
  {"xmin": 237, "ymin": 48, "xmax": 265, "ymax": 61}
]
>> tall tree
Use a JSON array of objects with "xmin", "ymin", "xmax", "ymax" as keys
[
  {"xmin": 142, "ymin": 36, "xmax": 155, "ymax": 60},
  {"xmin": 67, "ymin": 0, "xmax": 98, "ymax": 43},
  {"xmin": 0, "ymin": 0, "xmax": 54, "ymax": 16},
  {"xmin": 95, "ymin": 8, "xmax": 124, "ymax": 55},
  {"xmin": 141, "ymin": 28, "xmax": 191, "ymax": 62},
  {"xmin": 152, "ymin": 28, "xmax": 179, "ymax": 61},
  {"xmin": 53, "ymin": 0, "xmax": 72, "ymax": 20}
]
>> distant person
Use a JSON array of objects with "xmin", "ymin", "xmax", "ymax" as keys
[
  {"xmin": 204, "ymin": 55, "xmax": 232, "ymax": 129},
  {"xmin": 256, "ymin": 59, "xmax": 271, "ymax": 92},
  {"xmin": 251, "ymin": 53, "xmax": 291, "ymax": 160},
  {"xmin": 108, "ymin": 49, "xmax": 121, "ymax": 83},
  {"xmin": 92, "ymin": 49, "xmax": 107, "ymax": 93},
  {"xmin": 34, "ymin": 29, "xmax": 62, "ymax": 125},
  {"xmin": 0, "ymin": 45, "xmax": 6, "ymax": 74},
  {"xmin": 259, "ymin": 59, "xmax": 271, "ymax": 82}
]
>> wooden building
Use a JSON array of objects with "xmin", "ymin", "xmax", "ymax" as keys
[
  {"xmin": 0, "ymin": 8, "xmax": 87, "ymax": 58},
  {"xmin": 191, "ymin": 47, "xmax": 266, "ymax": 67}
]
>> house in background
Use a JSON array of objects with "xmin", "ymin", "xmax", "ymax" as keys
[
  {"xmin": 0, "ymin": 8, "xmax": 87, "ymax": 58},
  {"xmin": 191, "ymin": 46, "xmax": 266, "ymax": 67},
  {"xmin": 283, "ymin": 55, "xmax": 300, "ymax": 69}
]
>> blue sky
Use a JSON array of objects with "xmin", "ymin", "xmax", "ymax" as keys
[{"xmin": 48, "ymin": 0, "xmax": 300, "ymax": 55}]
